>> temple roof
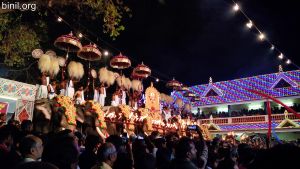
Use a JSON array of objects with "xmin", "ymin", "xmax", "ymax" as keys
[{"xmin": 173, "ymin": 70, "xmax": 300, "ymax": 107}]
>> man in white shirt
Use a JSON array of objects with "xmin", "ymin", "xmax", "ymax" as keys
[
  {"xmin": 99, "ymin": 83, "xmax": 106, "ymax": 106},
  {"xmin": 36, "ymin": 72, "xmax": 48, "ymax": 99},
  {"xmin": 94, "ymin": 86, "xmax": 100, "ymax": 103},
  {"xmin": 65, "ymin": 79, "xmax": 75, "ymax": 98}
]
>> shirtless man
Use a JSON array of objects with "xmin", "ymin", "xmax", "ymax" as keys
[
  {"xmin": 59, "ymin": 80, "xmax": 67, "ymax": 96},
  {"xmin": 132, "ymin": 90, "xmax": 140, "ymax": 110},
  {"xmin": 111, "ymin": 89, "xmax": 120, "ymax": 107},
  {"xmin": 74, "ymin": 84, "xmax": 89, "ymax": 105},
  {"xmin": 36, "ymin": 72, "xmax": 48, "ymax": 99}
]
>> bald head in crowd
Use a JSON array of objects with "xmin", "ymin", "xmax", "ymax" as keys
[{"xmin": 19, "ymin": 135, "xmax": 43, "ymax": 162}]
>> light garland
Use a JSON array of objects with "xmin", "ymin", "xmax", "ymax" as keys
[{"xmin": 231, "ymin": 0, "xmax": 299, "ymax": 68}]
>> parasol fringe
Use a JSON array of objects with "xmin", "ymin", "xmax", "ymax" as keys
[
  {"xmin": 49, "ymin": 56, "xmax": 60, "ymax": 76},
  {"xmin": 132, "ymin": 80, "xmax": 142, "ymax": 91},
  {"xmin": 107, "ymin": 71, "xmax": 116, "ymax": 86},
  {"xmin": 99, "ymin": 67, "xmax": 109, "ymax": 84},
  {"xmin": 38, "ymin": 54, "xmax": 51, "ymax": 73}
]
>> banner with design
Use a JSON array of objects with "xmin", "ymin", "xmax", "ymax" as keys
[{"xmin": 0, "ymin": 101, "xmax": 9, "ymax": 114}]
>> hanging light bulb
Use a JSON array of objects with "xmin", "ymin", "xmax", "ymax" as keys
[
  {"xmin": 270, "ymin": 45, "xmax": 275, "ymax": 50},
  {"xmin": 104, "ymin": 51, "xmax": 109, "ymax": 56},
  {"xmin": 246, "ymin": 20, "xmax": 253, "ymax": 28},
  {"xmin": 156, "ymin": 78, "xmax": 159, "ymax": 82},
  {"xmin": 258, "ymin": 33, "xmax": 265, "ymax": 40},
  {"xmin": 278, "ymin": 53, "xmax": 284, "ymax": 59},
  {"xmin": 286, "ymin": 59, "xmax": 291, "ymax": 64},
  {"xmin": 57, "ymin": 17, "xmax": 63, "ymax": 22},
  {"xmin": 233, "ymin": 3, "xmax": 239, "ymax": 11}
]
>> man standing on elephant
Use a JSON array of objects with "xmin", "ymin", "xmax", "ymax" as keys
[
  {"xmin": 65, "ymin": 79, "xmax": 75, "ymax": 99},
  {"xmin": 99, "ymin": 83, "xmax": 106, "ymax": 107},
  {"xmin": 120, "ymin": 86, "xmax": 127, "ymax": 105},
  {"xmin": 94, "ymin": 86, "xmax": 100, "ymax": 103},
  {"xmin": 36, "ymin": 72, "xmax": 48, "ymax": 99},
  {"xmin": 74, "ymin": 83, "xmax": 89, "ymax": 105},
  {"xmin": 48, "ymin": 81, "xmax": 57, "ymax": 100}
]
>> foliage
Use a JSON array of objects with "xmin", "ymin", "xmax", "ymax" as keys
[
  {"xmin": 0, "ymin": 13, "xmax": 40, "ymax": 67},
  {"xmin": 0, "ymin": 0, "xmax": 131, "ymax": 68}
]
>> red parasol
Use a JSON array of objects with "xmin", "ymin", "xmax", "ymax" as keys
[
  {"xmin": 54, "ymin": 32, "xmax": 82, "ymax": 81},
  {"xmin": 132, "ymin": 62, "xmax": 151, "ymax": 79},
  {"xmin": 131, "ymin": 71, "xmax": 145, "ymax": 80},
  {"xmin": 175, "ymin": 85, "xmax": 189, "ymax": 91},
  {"xmin": 54, "ymin": 32, "xmax": 82, "ymax": 52},
  {"xmin": 110, "ymin": 53, "xmax": 131, "ymax": 69},
  {"xmin": 166, "ymin": 78, "xmax": 182, "ymax": 89},
  {"xmin": 77, "ymin": 44, "xmax": 102, "ymax": 61}
]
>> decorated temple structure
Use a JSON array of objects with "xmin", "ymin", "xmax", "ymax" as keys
[{"xmin": 173, "ymin": 69, "xmax": 300, "ymax": 139}]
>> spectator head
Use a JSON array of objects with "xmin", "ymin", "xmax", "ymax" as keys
[
  {"xmin": 19, "ymin": 135, "xmax": 43, "ymax": 160},
  {"xmin": 175, "ymin": 137, "xmax": 197, "ymax": 161},
  {"xmin": 42, "ymin": 131, "xmax": 79, "ymax": 169},
  {"xmin": 0, "ymin": 125, "xmax": 13, "ymax": 151},
  {"xmin": 21, "ymin": 120, "xmax": 33, "ymax": 133},
  {"xmin": 85, "ymin": 134, "xmax": 102, "ymax": 152},
  {"xmin": 106, "ymin": 135, "xmax": 124, "ymax": 152},
  {"xmin": 96, "ymin": 142, "xmax": 117, "ymax": 167}
]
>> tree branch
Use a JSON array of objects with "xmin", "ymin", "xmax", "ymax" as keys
[{"xmin": 7, "ymin": 60, "xmax": 38, "ymax": 72}]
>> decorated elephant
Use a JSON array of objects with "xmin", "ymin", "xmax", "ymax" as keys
[
  {"xmin": 33, "ymin": 96, "xmax": 81, "ymax": 133},
  {"xmin": 76, "ymin": 100, "xmax": 108, "ymax": 139}
]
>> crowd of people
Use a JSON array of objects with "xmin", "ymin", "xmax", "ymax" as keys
[{"xmin": 1, "ymin": 119, "xmax": 300, "ymax": 169}]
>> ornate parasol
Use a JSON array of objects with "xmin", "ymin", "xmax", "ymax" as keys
[
  {"xmin": 54, "ymin": 32, "xmax": 82, "ymax": 81},
  {"xmin": 132, "ymin": 62, "xmax": 151, "ymax": 79},
  {"xmin": 131, "ymin": 71, "xmax": 145, "ymax": 80},
  {"xmin": 166, "ymin": 78, "xmax": 182, "ymax": 89},
  {"xmin": 77, "ymin": 44, "xmax": 102, "ymax": 61},
  {"xmin": 175, "ymin": 85, "xmax": 189, "ymax": 91},
  {"xmin": 110, "ymin": 53, "xmax": 131, "ymax": 69},
  {"xmin": 54, "ymin": 32, "xmax": 82, "ymax": 52}
]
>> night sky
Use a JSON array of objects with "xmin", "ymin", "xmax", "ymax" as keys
[
  {"xmin": 109, "ymin": 0, "xmax": 300, "ymax": 93},
  {"xmin": 2, "ymin": 0, "xmax": 299, "ymax": 95}
]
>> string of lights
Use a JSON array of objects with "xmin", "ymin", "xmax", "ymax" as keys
[
  {"xmin": 48, "ymin": 3, "xmax": 299, "ymax": 94},
  {"xmin": 231, "ymin": 0, "xmax": 300, "ymax": 69}
]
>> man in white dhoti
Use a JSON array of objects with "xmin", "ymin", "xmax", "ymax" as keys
[
  {"xmin": 65, "ymin": 79, "xmax": 75, "ymax": 98},
  {"xmin": 36, "ymin": 73, "xmax": 48, "ymax": 99},
  {"xmin": 47, "ymin": 81, "xmax": 57, "ymax": 100},
  {"xmin": 99, "ymin": 83, "xmax": 106, "ymax": 106},
  {"xmin": 59, "ymin": 80, "xmax": 66, "ymax": 96},
  {"xmin": 111, "ymin": 93, "xmax": 118, "ymax": 107},
  {"xmin": 93, "ymin": 86, "xmax": 99, "ymax": 103},
  {"xmin": 121, "ymin": 86, "xmax": 127, "ymax": 105}
]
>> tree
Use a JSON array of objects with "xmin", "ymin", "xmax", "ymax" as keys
[{"xmin": 0, "ymin": 0, "xmax": 131, "ymax": 82}]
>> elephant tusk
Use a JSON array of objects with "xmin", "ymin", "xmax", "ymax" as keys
[
  {"xmin": 35, "ymin": 105, "xmax": 51, "ymax": 120},
  {"xmin": 96, "ymin": 127, "xmax": 107, "ymax": 140}
]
